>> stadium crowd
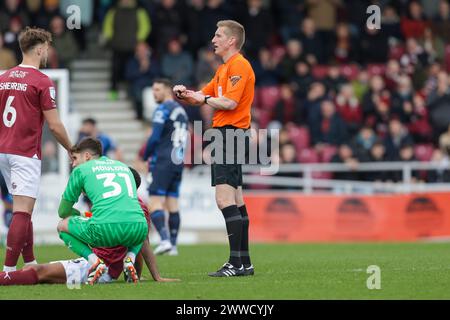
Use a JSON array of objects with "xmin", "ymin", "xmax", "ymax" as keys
[{"xmin": 1, "ymin": 0, "xmax": 450, "ymax": 185}]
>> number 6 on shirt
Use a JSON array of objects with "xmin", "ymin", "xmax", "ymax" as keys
[{"xmin": 3, "ymin": 96, "xmax": 17, "ymax": 128}]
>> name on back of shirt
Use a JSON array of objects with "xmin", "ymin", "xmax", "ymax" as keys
[{"xmin": 0, "ymin": 82, "xmax": 28, "ymax": 91}]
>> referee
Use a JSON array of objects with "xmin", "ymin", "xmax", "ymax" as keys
[{"xmin": 174, "ymin": 20, "xmax": 255, "ymax": 277}]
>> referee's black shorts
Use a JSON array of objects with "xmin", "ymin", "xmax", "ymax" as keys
[{"xmin": 210, "ymin": 125, "xmax": 250, "ymax": 189}]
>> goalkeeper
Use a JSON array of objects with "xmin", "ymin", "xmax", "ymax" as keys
[{"xmin": 56, "ymin": 137, "xmax": 148, "ymax": 284}]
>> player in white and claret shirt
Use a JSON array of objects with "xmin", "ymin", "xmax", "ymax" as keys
[{"xmin": 0, "ymin": 27, "xmax": 72, "ymax": 272}]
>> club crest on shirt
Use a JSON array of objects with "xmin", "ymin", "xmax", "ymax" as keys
[
  {"xmin": 49, "ymin": 87, "xmax": 56, "ymax": 101},
  {"xmin": 229, "ymin": 75, "xmax": 242, "ymax": 86}
]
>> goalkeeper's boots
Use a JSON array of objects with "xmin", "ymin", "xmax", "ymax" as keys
[
  {"xmin": 208, "ymin": 262, "xmax": 244, "ymax": 277},
  {"xmin": 123, "ymin": 257, "xmax": 139, "ymax": 283},
  {"xmin": 87, "ymin": 258, "xmax": 107, "ymax": 285},
  {"xmin": 242, "ymin": 264, "xmax": 255, "ymax": 276}
]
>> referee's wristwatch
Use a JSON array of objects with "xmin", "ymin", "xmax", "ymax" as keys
[{"xmin": 204, "ymin": 95, "xmax": 212, "ymax": 105}]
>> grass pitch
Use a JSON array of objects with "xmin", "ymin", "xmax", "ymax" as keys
[{"xmin": 0, "ymin": 242, "xmax": 450, "ymax": 299}]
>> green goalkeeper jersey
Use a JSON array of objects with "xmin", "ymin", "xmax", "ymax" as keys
[{"xmin": 62, "ymin": 156, "xmax": 146, "ymax": 225}]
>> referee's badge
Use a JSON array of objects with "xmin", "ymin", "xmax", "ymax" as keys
[{"xmin": 229, "ymin": 75, "xmax": 242, "ymax": 86}]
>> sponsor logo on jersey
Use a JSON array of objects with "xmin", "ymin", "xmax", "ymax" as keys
[
  {"xmin": 8, "ymin": 70, "xmax": 28, "ymax": 79},
  {"xmin": 229, "ymin": 75, "xmax": 242, "ymax": 86},
  {"xmin": 49, "ymin": 87, "xmax": 56, "ymax": 101},
  {"xmin": 11, "ymin": 182, "xmax": 17, "ymax": 190}
]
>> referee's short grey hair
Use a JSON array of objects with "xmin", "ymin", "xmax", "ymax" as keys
[{"xmin": 217, "ymin": 20, "xmax": 245, "ymax": 50}]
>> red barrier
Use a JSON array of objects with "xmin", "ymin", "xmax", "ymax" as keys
[{"xmin": 244, "ymin": 193, "xmax": 450, "ymax": 242}]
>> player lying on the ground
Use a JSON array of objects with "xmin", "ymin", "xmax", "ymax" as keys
[
  {"xmin": 0, "ymin": 167, "xmax": 180, "ymax": 285},
  {"xmin": 0, "ymin": 236, "xmax": 180, "ymax": 285},
  {"xmin": 57, "ymin": 138, "xmax": 149, "ymax": 284}
]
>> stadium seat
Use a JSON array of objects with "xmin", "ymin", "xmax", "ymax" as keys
[
  {"xmin": 340, "ymin": 64, "xmax": 360, "ymax": 81},
  {"xmin": 414, "ymin": 144, "xmax": 434, "ymax": 162},
  {"xmin": 271, "ymin": 45, "xmax": 286, "ymax": 62},
  {"xmin": 257, "ymin": 109, "xmax": 273, "ymax": 129},
  {"xmin": 287, "ymin": 125, "xmax": 310, "ymax": 150},
  {"xmin": 367, "ymin": 64, "xmax": 386, "ymax": 77},
  {"xmin": 319, "ymin": 145, "xmax": 338, "ymax": 163},
  {"xmin": 297, "ymin": 147, "xmax": 319, "ymax": 163},
  {"xmin": 445, "ymin": 44, "xmax": 450, "ymax": 73},
  {"xmin": 312, "ymin": 65, "xmax": 329, "ymax": 79},
  {"xmin": 259, "ymin": 86, "xmax": 281, "ymax": 110},
  {"xmin": 389, "ymin": 44, "xmax": 405, "ymax": 60}
]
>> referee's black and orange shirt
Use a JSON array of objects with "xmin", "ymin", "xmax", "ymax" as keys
[{"xmin": 201, "ymin": 53, "xmax": 255, "ymax": 129}]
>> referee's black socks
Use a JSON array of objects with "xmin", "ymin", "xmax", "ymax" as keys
[
  {"xmin": 221, "ymin": 205, "xmax": 243, "ymax": 267},
  {"xmin": 238, "ymin": 205, "xmax": 252, "ymax": 268}
]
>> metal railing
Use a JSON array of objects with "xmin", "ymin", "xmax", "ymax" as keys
[{"xmin": 188, "ymin": 161, "xmax": 450, "ymax": 194}]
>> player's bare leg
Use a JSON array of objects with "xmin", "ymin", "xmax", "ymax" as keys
[
  {"xmin": 166, "ymin": 197, "xmax": 180, "ymax": 256},
  {"xmin": 209, "ymin": 184, "xmax": 244, "ymax": 277},
  {"xmin": 0, "ymin": 263, "xmax": 66, "ymax": 286},
  {"xmin": 3, "ymin": 195, "xmax": 36, "ymax": 272},
  {"xmin": 56, "ymin": 218, "xmax": 106, "ymax": 284},
  {"xmin": 235, "ymin": 186, "xmax": 253, "ymax": 276},
  {"xmin": 148, "ymin": 196, "xmax": 172, "ymax": 255}
]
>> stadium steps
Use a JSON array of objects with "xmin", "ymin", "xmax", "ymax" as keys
[{"xmin": 70, "ymin": 57, "xmax": 145, "ymax": 165}]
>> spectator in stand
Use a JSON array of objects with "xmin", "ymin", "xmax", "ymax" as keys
[
  {"xmin": 0, "ymin": 32, "xmax": 17, "ymax": 70},
  {"xmin": 391, "ymin": 74, "xmax": 414, "ymax": 117},
  {"xmin": 423, "ymin": 61, "xmax": 442, "ymax": 96},
  {"xmin": 242, "ymin": 0, "xmax": 274, "ymax": 59},
  {"xmin": 384, "ymin": 59, "xmax": 402, "ymax": 91},
  {"xmin": 420, "ymin": 27, "xmax": 445, "ymax": 64},
  {"xmin": 427, "ymin": 148, "xmax": 450, "ymax": 182},
  {"xmin": 59, "ymin": 0, "xmax": 95, "ymax": 52},
  {"xmin": 310, "ymin": 100, "xmax": 349, "ymax": 148},
  {"xmin": 390, "ymin": 143, "xmax": 421, "ymax": 182},
  {"xmin": 361, "ymin": 75, "xmax": 388, "ymax": 118},
  {"xmin": 332, "ymin": 22, "xmax": 359, "ymax": 64},
  {"xmin": 25, "ymin": 0, "xmax": 50, "ymax": 29},
  {"xmin": 334, "ymin": 83, "xmax": 362, "ymax": 135},
  {"xmin": 305, "ymin": 0, "xmax": 342, "ymax": 63},
  {"xmin": 331, "ymin": 144, "xmax": 360, "ymax": 181},
  {"xmin": 291, "ymin": 60, "xmax": 314, "ymax": 102},
  {"xmin": 323, "ymin": 64, "xmax": 347, "ymax": 97},
  {"xmin": 125, "ymin": 42, "xmax": 160, "ymax": 120},
  {"xmin": 252, "ymin": 47, "xmax": 280, "ymax": 87},
  {"xmin": 185, "ymin": 0, "xmax": 205, "ymax": 58},
  {"xmin": 276, "ymin": 0, "xmax": 305, "ymax": 42},
  {"xmin": 278, "ymin": 39, "xmax": 306, "ymax": 82},
  {"xmin": 359, "ymin": 26, "xmax": 388, "ymax": 64},
  {"xmin": 383, "ymin": 118, "xmax": 414, "ymax": 160},
  {"xmin": 403, "ymin": 93, "xmax": 433, "ymax": 143},
  {"xmin": 152, "ymin": 0, "xmax": 185, "ymax": 55},
  {"xmin": 272, "ymin": 143, "xmax": 300, "ymax": 190},
  {"xmin": 161, "ymin": 37, "xmax": 194, "ymax": 86},
  {"xmin": 77, "ymin": 118, "xmax": 124, "ymax": 161},
  {"xmin": 199, "ymin": 0, "xmax": 230, "ymax": 46},
  {"xmin": 439, "ymin": 123, "xmax": 450, "ymax": 154},
  {"xmin": 297, "ymin": 17, "xmax": 322, "ymax": 64},
  {"xmin": 195, "ymin": 46, "xmax": 221, "ymax": 85},
  {"xmin": 49, "ymin": 15, "xmax": 79, "ymax": 68},
  {"xmin": 400, "ymin": 38, "xmax": 429, "ymax": 78},
  {"xmin": 304, "ymin": 81, "xmax": 327, "ymax": 129},
  {"xmin": 361, "ymin": 141, "xmax": 390, "ymax": 182},
  {"xmin": 401, "ymin": 1, "xmax": 429, "ymax": 39},
  {"xmin": 428, "ymin": 71, "xmax": 450, "ymax": 137},
  {"xmin": 0, "ymin": 0, "xmax": 30, "ymax": 32},
  {"xmin": 273, "ymin": 83, "xmax": 296, "ymax": 124},
  {"xmin": 352, "ymin": 126, "xmax": 377, "ymax": 161},
  {"xmin": 103, "ymin": 0, "xmax": 151, "ymax": 100},
  {"xmin": 351, "ymin": 70, "xmax": 369, "ymax": 102},
  {"xmin": 381, "ymin": 5, "xmax": 403, "ymax": 41},
  {"xmin": 431, "ymin": 0, "xmax": 450, "ymax": 42},
  {"xmin": 3, "ymin": 16, "xmax": 23, "ymax": 62}
]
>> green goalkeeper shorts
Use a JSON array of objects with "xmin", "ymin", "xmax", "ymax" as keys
[{"xmin": 67, "ymin": 216, "xmax": 148, "ymax": 248}]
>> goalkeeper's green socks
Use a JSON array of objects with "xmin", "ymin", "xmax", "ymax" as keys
[{"xmin": 59, "ymin": 232, "xmax": 93, "ymax": 261}]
